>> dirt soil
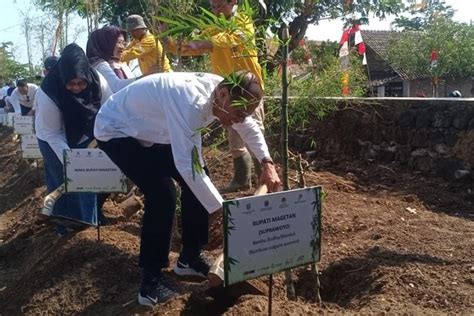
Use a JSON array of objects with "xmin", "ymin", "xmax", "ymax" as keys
[{"xmin": 0, "ymin": 125, "xmax": 473, "ymax": 315}]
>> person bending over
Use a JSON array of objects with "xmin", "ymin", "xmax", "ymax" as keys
[
  {"xmin": 94, "ymin": 70, "xmax": 280, "ymax": 306},
  {"xmin": 35, "ymin": 43, "xmax": 113, "ymax": 234}
]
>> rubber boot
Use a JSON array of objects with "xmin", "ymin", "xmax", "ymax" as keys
[
  {"xmin": 220, "ymin": 152, "xmax": 252, "ymax": 193},
  {"xmin": 253, "ymin": 157, "xmax": 262, "ymax": 186}
]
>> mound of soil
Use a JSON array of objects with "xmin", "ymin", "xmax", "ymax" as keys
[{"xmin": 0, "ymin": 125, "xmax": 473, "ymax": 315}]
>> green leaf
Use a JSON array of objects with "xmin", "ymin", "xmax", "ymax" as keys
[{"xmin": 191, "ymin": 146, "xmax": 204, "ymax": 180}]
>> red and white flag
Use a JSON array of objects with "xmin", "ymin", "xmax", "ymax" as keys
[
  {"xmin": 339, "ymin": 24, "xmax": 367, "ymax": 65},
  {"xmin": 339, "ymin": 29, "xmax": 350, "ymax": 58},
  {"xmin": 352, "ymin": 24, "xmax": 367, "ymax": 65},
  {"xmin": 430, "ymin": 50, "xmax": 438, "ymax": 69}
]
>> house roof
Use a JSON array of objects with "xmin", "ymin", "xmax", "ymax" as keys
[
  {"xmin": 362, "ymin": 30, "xmax": 402, "ymax": 58},
  {"xmin": 362, "ymin": 30, "xmax": 427, "ymax": 81}
]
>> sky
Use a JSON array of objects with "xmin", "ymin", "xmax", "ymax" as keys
[{"xmin": 0, "ymin": 0, "xmax": 472, "ymax": 65}]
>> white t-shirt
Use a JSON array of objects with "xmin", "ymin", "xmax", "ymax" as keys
[
  {"xmin": 35, "ymin": 73, "xmax": 112, "ymax": 163},
  {"xmin": 0, "ymin": 85, "xmax": 10, "ymax": 99},
  {"xmin": 94, "ymin": 72, "xmax": 270, "ymax": 213},
  {"xmin": 9, "ymin": 83, "xmax": 39, "ymax": 113}
]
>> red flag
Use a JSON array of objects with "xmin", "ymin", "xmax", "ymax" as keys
[{"xmin": 339, "ymin": 29, "xmax": 350, "ymax": 46}]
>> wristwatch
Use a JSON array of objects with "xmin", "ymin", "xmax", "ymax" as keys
[{"xmin": 261, "ymin": 157, "xmax": 274, "ymax": 165}]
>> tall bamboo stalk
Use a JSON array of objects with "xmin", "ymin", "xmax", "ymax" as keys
[
  {"xmin": 280, "ymin": 22, "xmax": 296, "ymax": 301},
  {"xmin": 280, "ymin": 29, "xmax": 289, "ymax": 190}
]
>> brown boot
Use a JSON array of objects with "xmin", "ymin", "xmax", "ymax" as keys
[{"xmin": 220, "ymin": 152, "xmax": 252, "ymax": 193}]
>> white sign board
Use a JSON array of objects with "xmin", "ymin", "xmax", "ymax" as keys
[
  {"xmin": 14, "ymin": 115, "xmax": 34, "ymax": 135},
  {"xmin": 7, "ymin": 113, "xmax": 21, "ymax": 127},
  {"xmin": 64, "ymin": 148, "xmax": 127, "ymax": 193},
  {"xmin": 0, "ymin": 113, "xmax": 7, "ymax": 125},
  {"xmin": 223, "ymin": 186, "xmax": 322, "ymax": 286},
  {"xmin": 20, "ymin": 135, "xmax": 42, "ymax": 159}
]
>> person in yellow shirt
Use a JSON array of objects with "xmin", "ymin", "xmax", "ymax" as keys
[
  {"xmin": 167, "ymin": 0, "xmax": 265, "ymax": 193},
  {"xmin": 122, "ymin": 14, "xmax": 172, "ymax": 75}
]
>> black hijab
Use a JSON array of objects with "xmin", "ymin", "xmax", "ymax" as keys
[{"xmin": 41, "ymin": 43, "xmax": 102, "ymax": 146}]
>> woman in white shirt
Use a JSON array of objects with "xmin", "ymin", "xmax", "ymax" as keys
[
  {"xmin": 35, "ymin": 43, "xmax": 112, "ymax": 233},
  {"xmin": 86, "ymin": 25, "xmax": 136, "ymax": 92}
]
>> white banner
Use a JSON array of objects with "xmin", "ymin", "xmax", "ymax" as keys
[
  {"xmin": 64, "ymin": 148, "xmax": 127, "ymax": 193},
  {"xmin": 20, "ymin": 134, "xmax": 42, "ymax": 159},
  {"xmin": 14, "ymin": 115, "xmax": 34, "ymax": 135},
  {"xmin": 223, "ymin": 186, "xmax": 322, "ymax": 286}
]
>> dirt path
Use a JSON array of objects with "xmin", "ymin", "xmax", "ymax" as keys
[{"xmin": 0, "ymin": 126, "xmax": 473, "ymax": 315}]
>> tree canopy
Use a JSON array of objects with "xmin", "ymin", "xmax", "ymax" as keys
[
  {"xmin": 387, "ymin": 15, "xmax": 474, "ymax": 80},
  {"xmin": 0, "ymin": 42, "xmax": 30, "ymax": 83},
  {"xmin": 34, "ymin": 0, "xmax": 405, "ymax": 70},
  {"xmin": 391, "ymin": 0, "xmax": 454, "ymax": 31},
  {"xmin": 258, "ymin": 0, "xmax": 404, "ymax": 53}
]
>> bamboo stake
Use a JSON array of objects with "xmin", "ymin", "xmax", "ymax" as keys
[
  {"xmin": 280, "ymin": 22, "xmax": 296, "ymax": 301},
  {"xmin": 297, "ymin": 154, "xmax": 321, "ymax": 305}
]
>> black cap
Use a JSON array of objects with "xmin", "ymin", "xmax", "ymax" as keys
[{"xmin": 44, "ymin": 56, "xmax": 59, "ymax": 70}]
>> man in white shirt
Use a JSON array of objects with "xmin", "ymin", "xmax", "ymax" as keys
[
  {"xmin": 0, "ymin": 82, "xmax": 11, "ymax": 99},
  {"xmin": 94, "ymin": 70, "xmax": 280, "ymax": 306},
  {"xmin": 9, "ymin": 79, "xmax": 39, "ymax": 115}
]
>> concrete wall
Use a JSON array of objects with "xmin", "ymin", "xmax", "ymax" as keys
[{"xmin": 288, "ymin": 98, "xmax": 474, "ymax": 180}]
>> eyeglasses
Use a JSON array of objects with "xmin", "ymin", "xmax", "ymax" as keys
[{"xmin": 26, "ymin": 95, "xmax": 30, "ymax": 102}]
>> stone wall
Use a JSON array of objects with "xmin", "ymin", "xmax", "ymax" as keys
[
  {"xmin": 289, "ymin": 98, "xmax": 474, "ymax": 180},
  {"xmin": 409, "ymin": 77, "xmax": 474, "ymax": 98}
]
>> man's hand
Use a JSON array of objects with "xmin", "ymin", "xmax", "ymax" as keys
[
  {"xmin": 182, "ymin": 40, "xmax": 213, "ymax": 54},
  {"xmin": 259, "ymin": 160, "xmax": 281, "ymax": 193}
]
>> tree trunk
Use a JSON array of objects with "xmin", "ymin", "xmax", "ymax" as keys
[{"xmin": 23, "ymin": 15, "xmax": 33, "ymax": 76}]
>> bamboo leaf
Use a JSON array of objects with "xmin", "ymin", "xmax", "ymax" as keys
[{"xmin": 191, "ymin": 146, "xmax": 203, "ymax": 180}]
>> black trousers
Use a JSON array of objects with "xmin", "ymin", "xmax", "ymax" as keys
[
  {"xmin": 98, "ymin": 138, "xmax": 209, "ymax": 275},
  {"xmin": 20, "ymin": 104, "xmax": 31, "ymax": 116}
]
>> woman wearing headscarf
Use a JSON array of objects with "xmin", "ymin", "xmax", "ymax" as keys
[
  {"xmin": 35, "ymin": 43, "xmax": 113, "ymax": 232},
  {"xmin": 87, "ymin": 25, "xmax": 136, "ymax": 92}
]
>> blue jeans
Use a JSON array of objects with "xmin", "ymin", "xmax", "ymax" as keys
[{"xmin": 38, "ymin": 138, "xmax": 99, "ymax": 226}]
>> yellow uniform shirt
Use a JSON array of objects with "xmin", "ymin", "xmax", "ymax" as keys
[
  {"xmin": 122, "ymin": 31, "xmax": 172, "ymax": 75},
  {"xmin": 170, "ymin": 12, "xmax": 263, "ymax": 88}
]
